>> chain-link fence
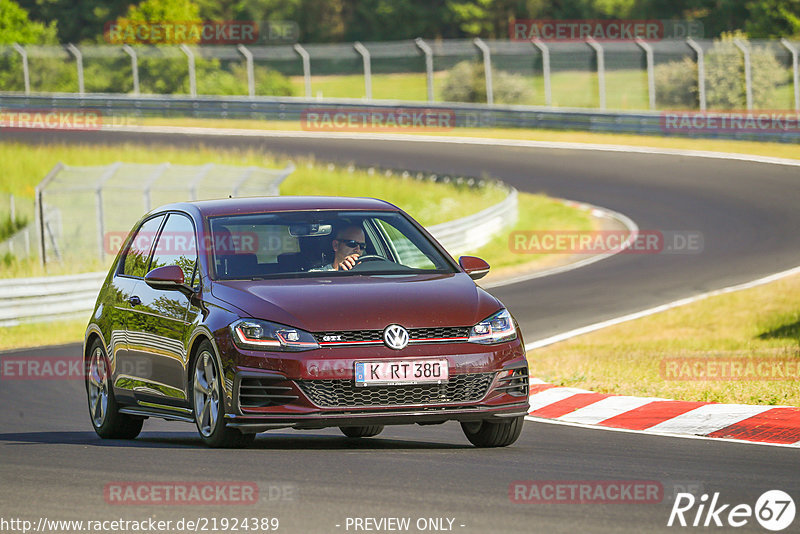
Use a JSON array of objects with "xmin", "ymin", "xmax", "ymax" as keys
[
  {"xmin": 33, "ymin": 161, "xmax": 293, "ymax": 265},
  {"xmin": 1, "ymin": 38, "xmax": 798, "ymax": 111}
]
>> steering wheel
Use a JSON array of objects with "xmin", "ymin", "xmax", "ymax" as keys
[{"xmin": 355, "ymin": 254, "xmax": 385, "ymax": 264}]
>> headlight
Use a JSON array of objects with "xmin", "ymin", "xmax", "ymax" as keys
[
  {"xmin": 231, "ymin": 319, "xmax": 319, "ymax": 352},
  {"xmin": 468, "ymin": 309, "xmax": 518, "ymax": 344}
]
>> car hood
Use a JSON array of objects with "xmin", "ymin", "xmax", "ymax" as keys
[{"xmin": 210, "ymin": 273, "xmax": 502, "ymax": 332}]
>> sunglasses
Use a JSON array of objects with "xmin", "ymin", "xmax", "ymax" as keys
[{"xmin": 338, "ymin": 239, "xmax": 367, "ymax": 250}]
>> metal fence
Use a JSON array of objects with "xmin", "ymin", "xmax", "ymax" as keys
[
  {"xmin": 1, "ymin": 38, "xmax": 798, "ymax": 111},
  {"xmin": 34, "ymin": 161, "xmax": 294, "ymax": 265}
]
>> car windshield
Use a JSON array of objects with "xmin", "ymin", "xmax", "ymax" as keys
[{"xmin": 207, "ymin": 210, "xmax": 457, "ymax": 280}]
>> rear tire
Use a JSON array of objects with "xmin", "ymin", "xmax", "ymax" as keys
[
  {"xmin": 192, "ymin": 341, "xmax": 255, "ymax": 448},
  {"xmin": 85, "ymin": 339, "xmax": 144, "ymax": 440},
  {"xmin": 461, "ymin": 416, "xmax": 524, "ymax": 448},
  {"xmin": 340, "ymin": 425, "xmax": 384, "ymax": 438}
]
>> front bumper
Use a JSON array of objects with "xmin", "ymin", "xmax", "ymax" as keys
[
  {"xmin": 225, "ymin": 358, "xmax": 529, "ymax": 433},
  {"xmin": 217, "ymin": 334, "xmax": 530, "ymax": 433},
  {"xmin": 225, "ymin": 402, "xmax": 531, "ymax": 433}
]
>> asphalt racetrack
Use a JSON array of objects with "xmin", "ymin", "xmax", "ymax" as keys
[{"xmin": 1, "ymin": 129, "xmax": 799, "ymax": 532}]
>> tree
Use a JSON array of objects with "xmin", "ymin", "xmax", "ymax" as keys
[
  {"xmin": 0, "ymin": 0, "xmax": 60, "ymax": 92},
  {"xmin": 17, "ymin": 0, "xmax": 132, "ymax": 43},
  {"xmin": 745, "ymin": 0, "xmax": 800, "ymax": 38},
  {"xmin": 124, "ymin": 0, "xmax": 201, "ymax": 22},
  {"xmin": 704, "ymin": 31, "xmax": 788, "ymax": 109},
  {"xmin": 654, "ymin": 31, "xmax": 788, "ymax": 110},
  {"xmin": 0, "ymin": 0, "xmax": 57, "ymax": 44}
]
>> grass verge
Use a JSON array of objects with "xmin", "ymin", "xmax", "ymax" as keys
[
  {"xmin": 0, "ymin": 319, "xmax": 88, "ymax": 352},
  {"xmin": 529, "ymin": 273, "xmax": 800, "ymax": 406},
  {"xmin": 287, "ymin": 70, "xmax": 796, "ymax": 111}
]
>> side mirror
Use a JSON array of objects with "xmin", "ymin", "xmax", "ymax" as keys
[
  {"xmin": 145, "ymin": 265, "xmax": 194, "ymax": 295},
  {"xmin": 459, "ymin": 256, "xmax": 490, "ymax": 280}
]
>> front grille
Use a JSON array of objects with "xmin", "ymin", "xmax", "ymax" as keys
[
  {"xmin": 409, "ymin": 327, "xmax": 470, "ymax": 340},
  {"xmin": 315, "ymin": 327, "xmax": 470, "ymax": 345},
  {"xmin": 239, "ymin": 377, "xmax": 298, "ymax": 408},
  {"xmin": 317, "ymin": 330, "xmax": 380, "ymax": 343},
  {"xmin": 296, "ymin": 372, "xmax": 494, "ymax": 408}
]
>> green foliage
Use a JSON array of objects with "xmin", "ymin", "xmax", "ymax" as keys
[
  {"xmin": 492, "ymin": 69, "xmax": 535, "ymax": 104},
  {"xmin": 441, "ymin": 60, "xmax": 480, "ymax": 103},
  {"xmin": 10, "ymin": 0, "xmax": 800, "ymax": 45},
  {"xmin": 0, "ymin": 0, "xmax": 57, "ymax": 44},
  {"xmin": 705, "ymin": 32, "xmax": 788, "ymax": 109},
  {"xmin": 0, "ymin": 55, "xmax": 24, "ymax": 91},
  {"xmin": 17, "ymin": 0, "xmax": 132, "ymax": 44},
  {"xmin": 654, "ymin": 32, "xmax": 789, "ymax": 110},
  {"xmin": 196, "ymin": 63, "xmax": 294, "ymax": 96},
  {"xmin": 446, "ymin": 0, "xmax": 495, "ymax": 37},
  {"xmin": 441, "ymin": 60, "xmax": 533, "ymax": 104},
  {"xmin": 654, "ymin": 57, "xmax": 697, "ymax": 108},
  {"xmin": 0, "ymin": 214, "xmax": 27, "ymax": 241},
  {"xmin": 125, "ymin": 0, "xmax": 200, "ymax": 22},
  {"xmin": 1, "ymin": 251, "xmax": 14, "ymax": 268},
  {"xmin": 744, "ymin": 0, "xmax": 800, "ymax": 38}
]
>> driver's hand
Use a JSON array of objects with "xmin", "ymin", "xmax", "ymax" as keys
[{"xmin": 335, "ymin": 253, "xmax": 360, "ymax": 270}]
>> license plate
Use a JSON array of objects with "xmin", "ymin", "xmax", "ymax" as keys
[{"xmin": 354, "ymin": 359, "xmax": 449, "ymax": 387}]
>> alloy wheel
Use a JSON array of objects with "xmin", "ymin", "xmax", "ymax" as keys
[
  {"xmin": 194, "ymin": 350, "xmax": 220, "ymax": 437},
  {"xmin": 87, "ymin": 346, "xmax": 109, "ymax": 427}
]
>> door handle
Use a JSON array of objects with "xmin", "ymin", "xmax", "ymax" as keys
[{"xmin": 129, "ymin": 296, "xmax": 141, "ymax": 306}]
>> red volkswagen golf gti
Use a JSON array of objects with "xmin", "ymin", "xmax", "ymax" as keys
[{"xmin": 84, "ymin": 197, "xmax": 529, "ymax": 448}]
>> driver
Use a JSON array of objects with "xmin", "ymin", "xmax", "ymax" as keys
[{"xmin": 325, "ymin": 224, "xmax": 367, "ymax": 271}]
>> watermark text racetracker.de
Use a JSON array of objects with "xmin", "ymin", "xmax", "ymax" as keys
[
  {"xmin": 104, "ymin": 230, "xmax": 262, "ymax": 256},
  {"xmin": 103, "ymin": 19, "xmax": 298, "ymax": 44},
  {"xmin": 301, "ymin": 107, "xmax": 456, "ymax": 132},
  {"xmin": 661, "ymin": 111, "xmax": 800, "ymax": 134},
  {"xmin": 103, "ymin": 481, "xmax": 298, "ymax": 505},
  {"xmin": 509, "ymin": 230, "xmax": 703, "ymax": 255},
  {"xmin": 0, "ymin": 109, "xmax": 138, "ymax": 131},
  {"xmin": 1, "ymin": 356, "xmax": 148, "ymax": 381},
  {"xmin": 0, "ymin": 516, "xmax": 280, "ymax": 533},
  {"xmin": 660, "ymin": 357, "xmax": 800, "ymax": 381},
  {"xmin": 509, "ymin": 19, "xmax": 703, "ymax": 41},
  {"xmin": 509, "ymin": 480, "xmax": 663, "ymax": 504}
]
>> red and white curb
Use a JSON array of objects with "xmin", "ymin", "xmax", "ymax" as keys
[{"xmin": 525, "ymin": 381, "xmax": 800, "ymax": 447}]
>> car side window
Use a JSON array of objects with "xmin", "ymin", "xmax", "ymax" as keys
[
  {"xmin": 150, "ymin": 213, "xmax": 198, "ymax": 284},
  {"xmin": 374, "ymin": 219, "xmax": 436, "ymax": 269},
  {"xmin": 121, "ymin": 215, "xmax": 165, "ymax": 278}
]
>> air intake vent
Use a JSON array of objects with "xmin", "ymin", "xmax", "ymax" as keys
[
  {"xmin": 494, "ymin": 368, "xmax": 529, "ymax": 397},
  {"xmin": 238, "ymin": 376, "xmax": 298, "ymax": 408}
]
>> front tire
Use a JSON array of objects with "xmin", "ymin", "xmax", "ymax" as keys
[
  {"xmin": 192, "ymin": 341, "xmax": 255, "ymax": 448},
  {"xmin": 85, "ymin": 339, "xmax": 143, "ymax": 439},
  {"xmin": 340, "ymin": 425, "xmax": 384, "ymax": 438},
  {"xmin": 461, "ymin": 416, "xmax": 524, "ymax": 448}
]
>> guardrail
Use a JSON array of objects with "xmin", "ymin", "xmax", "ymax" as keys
[
  {"xmin": 0, "ymin": 182, "xmax": 517, "ymax": 326},
  {"xmin": 429, "ymin": 188, "xmax": 518, "ymax": 257},
  {"xmin": 0, "ymin": 94, "xmax": 797, "ymax": 143},
  {"xmin": 0, "ymin": 272, "xmax": 106, "ymax": 326}
]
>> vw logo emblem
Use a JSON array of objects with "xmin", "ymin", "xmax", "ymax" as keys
[{"xmin": 383, "ymin": 324, "xmax": 409, "ymax": 350}]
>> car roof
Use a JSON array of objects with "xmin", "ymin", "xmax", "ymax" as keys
[{"xmin": 152, "ymin": 196, "xmax": 401, "ymax": 218}]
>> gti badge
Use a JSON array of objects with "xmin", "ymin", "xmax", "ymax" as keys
[{"xmin": 383, "ymin": 324, "xmax": 409, "ymax": 350}]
